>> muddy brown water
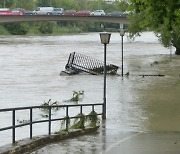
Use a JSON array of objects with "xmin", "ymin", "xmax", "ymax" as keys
[{"xmin": 0, "ymin": 32, "xmax": 180, "ymax": 147}]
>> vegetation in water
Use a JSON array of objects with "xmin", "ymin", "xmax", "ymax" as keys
[
  {"xmin": 70, "ymin": 111, "xmax": 99, "ymax": 129},
  {"xmin": 151, "ymin": 59, "xmax": 169, "ymax": 66},
  {"xmin": 71, "ymin": 113, "xmax": 86, "ymax": 129},
  {"xmin": 60, "ymin": 116, "xmax": 70, "ymax": 131},
  {"xmin": 17, "ymin": 119, "xmax": 30, "ymax": 124},
  {"xmin": 63, "ymin": 91, "xmax": 84, "ymax": 102},
  {"xmin": 58, "ymin": 111, "xmax": 99, "ymax": 132},
  {"xmin": 70, "ymin": 91, "xmax": 84, "ymax": 102},
  {"xmin": 86, "ymin": 111, "xmax": 99, "ymax": 127}
]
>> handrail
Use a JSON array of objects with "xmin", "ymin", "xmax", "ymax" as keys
[{"xmin": 0, "ymin": 103, "xmax": 103, "ymax": 144}]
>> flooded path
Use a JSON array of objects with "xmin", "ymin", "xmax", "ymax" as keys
[{"xmin": 0, "ymin": 32, "xmax": 180, "ymax": 149}]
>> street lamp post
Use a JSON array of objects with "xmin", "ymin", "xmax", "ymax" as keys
[
  {"xmin": 120, "ymin": 29, "xmax": 125, "ymax": 76},
  {"xmin": 99, "ymin": 32, "xmax": 111, "ymax": 119}
]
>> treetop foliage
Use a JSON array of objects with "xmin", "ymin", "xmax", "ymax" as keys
[{"xmin": 129, "ymin": 0, "xmax": 180, "ymax": 54}]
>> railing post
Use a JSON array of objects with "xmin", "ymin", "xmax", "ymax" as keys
[
  {"xmin": 12, "ymin": 110, "xmax": 15, "ymax": 144},
  {"xmin": 92, "ymin": 105, "xmax": 94, "ymax": 112},
  {"xmin": 30, "ymin": 108, "xmax": 32, "ymax": 139},
  {"xmin": 80, "ymin": 106, "xmax": 82, "ymax": 114},
  {"xmin": 48, "ymin": 106, "xmax": 51, "ymax": 135},
  {"xmin": 66, "ymin": 106, "xmax": 69, "ymax": 131}
]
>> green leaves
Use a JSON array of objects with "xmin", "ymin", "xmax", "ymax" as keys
[
  {"xmin": 3, "ymin": 23, "xmax": 29, "ymax": 35},
  {"xmin": 129, "ymin": 0, "xmax": 180, "ymax": 54}
]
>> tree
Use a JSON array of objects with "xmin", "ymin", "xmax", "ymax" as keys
[
  {"xmin": 4, "ymin": 23, "xmax": 29, "ymax": 35},
  {"xmin": 36, "ymin": 0, "xmax": 53, "ymax": 7},
  {"xmin": 0, "ymin": 0, "xmax": 13, "ymax": 8},
  {"xmin": 128, "ymin": 0, "xmax": 180, "ymax": 55},
  {"xmin": 11, "ymin": 0, "xmax": 36, "ymax": 10}
]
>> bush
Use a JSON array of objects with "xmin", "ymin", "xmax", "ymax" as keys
[
  {"xmin": 0, "ymin": 25, "xmax": 10, "ymax": 35},
  {"xmin": 3, "ymin": 23, "xmax": 29, "ymax": 35},
  {"xmin": 39, "ymin": 22, "xmax": 54, "ymax": 34}
]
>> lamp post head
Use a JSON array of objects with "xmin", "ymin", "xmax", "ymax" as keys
[
  {"xmin": 100, "ymin": 32, "xmax": 111, "ymax": 44},
  {"xmin": 120, "ymin": 29, "xmax": 125, "ymax": 36}
]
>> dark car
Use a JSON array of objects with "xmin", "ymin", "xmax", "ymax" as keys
[
  {"xmin": 75, "ymin": 10, "xmax": 91, "ymax": 16},
  {"xmin": 24, "ymin": 10, "xmax": 35, "ymax": 15},
  {"xmin": 108, "ymin": 11, "xmax": 123, "ymax": 16}
]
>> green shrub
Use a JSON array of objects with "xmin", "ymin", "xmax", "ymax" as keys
[
  {"xmin": 3, "ymin": 23, "xmax": 29, "ymax": 35},
  {"xmin": 39, "ymin": 22, "xmax": 54, "ymax": 34},
  {"xmin": 0, "ymin": 25, "xmax": 10, "ymax": 35}
]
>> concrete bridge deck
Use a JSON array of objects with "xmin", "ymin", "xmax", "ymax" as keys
[{"xmin": 0, "ymin": 15, "xmax": 129, "ymax": 24}]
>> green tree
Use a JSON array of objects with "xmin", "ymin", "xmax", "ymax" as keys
[
  {"xmin": 0, "ymin": 0, "xmax": 13, "ymax": 8},
  {"xmin": 3, "ymin": 23, "xmax": 29, "ymax": 35},
  {"xmin": 129, "ymin": 0, "xmax": 180, "ymax": 55},
  {"xmin": 39, "ymin": 22, "xmax": 54, "ymax": 34},
  {"xmin": 36, "ymin": 0, "xmax": 53, "ymax": 7},
  {"xmin": 11, "ymin": 0, "xmax": 36, "ymax": 10},
  {"xmin": 56, "ymin": 0, "xmax": 79, "ymax": 10}
]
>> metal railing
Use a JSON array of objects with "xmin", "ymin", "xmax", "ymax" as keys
[
  {"xmin": 0, "ymin": 103, "xmax": 103, "ymax": 144},
  {"xmin": 65, "ymin": 52, "xmax": 119, "ymax": 75}
]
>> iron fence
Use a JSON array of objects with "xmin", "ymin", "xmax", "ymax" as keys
[
  {"xmin": 0, "ymin": 103, "xmax": 103, "ymax": 144},
  {"xmin": 65, "ymin": 52, "xmax": 119, "ymax": 75}
]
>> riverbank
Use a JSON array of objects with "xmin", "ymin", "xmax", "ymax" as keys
[{"xmin": 0, "ymin": 21, "xmax": 121, "ymax": 36}]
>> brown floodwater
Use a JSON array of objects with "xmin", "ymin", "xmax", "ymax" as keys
[
  {"xmin": 0, "ymin": 32, "xmax": 179, "ymax": 147},
  {"xmin": 137, "ymin": 56, "xmax": 180, "ymax": 131}
]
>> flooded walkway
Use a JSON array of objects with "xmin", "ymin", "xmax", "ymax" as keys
[
  {"xmin": 0, "ymin": 32, "xmax": 180, "ymax": 153},
  {"xmin": 31, "ymin": 55, "xmax": 180, "ymax": 154}
]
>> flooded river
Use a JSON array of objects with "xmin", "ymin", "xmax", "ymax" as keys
[{"xmin": 0, "ymin": 32, "xmax": 180, "ymax": 148}]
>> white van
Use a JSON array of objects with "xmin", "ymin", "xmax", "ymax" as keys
[
  {"xmin": 34, "ymin": 7, "xmax": 54, "ymax": 15},
  {"xmin": 90, "ymin": 10, "xmax": 105, "ymax": 16}
]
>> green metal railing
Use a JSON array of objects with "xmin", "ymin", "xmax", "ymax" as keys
[{"xmin": 0, "ymin": 103, "xmax": 103, "ymax": 144}]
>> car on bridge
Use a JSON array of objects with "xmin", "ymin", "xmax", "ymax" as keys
[
  {"xmin": 24, "ymin": 10, "xmax": 35, "ymax": 15},
  {"xmin": 75, "ymin": 10, "xmax": 91, "ymax": 16},
  {"xmin": 52, "ymin": 8, "xmax": 64, "ymax": 15},
  {"xmin": 63, "ymin": 10, "xmax": 76, "ymax": 16},
  {"xmin": 12, "ymin": 8, "xmax": 25, "ymax": 15},
  {"xmin": 33, "ymin": 7, "xmax": 54, "ymax": 15},
  {"xmin": 0, "ymin": 8, "xmax": 24, "ymax": 15},
  {"xmin": 0, "ymin": 8, "xmax": 12, "ymax": 15},
  {"xmin": 108, "ymin": 11, "xmax": 123, "ymax": 16},
  {"xmin": 90, "ymin": 10, "xmax": 105, "ymax": 16}
]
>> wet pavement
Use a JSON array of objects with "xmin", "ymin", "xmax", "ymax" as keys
[{"xmin": 30, "ymin": 123, "xmax": 180, "ymax": 154}]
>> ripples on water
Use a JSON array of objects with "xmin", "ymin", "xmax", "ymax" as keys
[{"xmin": 0, "ymin": 32, "xmax": 179, "ymax": 146}]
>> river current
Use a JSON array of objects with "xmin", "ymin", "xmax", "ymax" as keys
[{"xmin": 0, "ymin": 32, "xmax": 180, "ymax": 147}]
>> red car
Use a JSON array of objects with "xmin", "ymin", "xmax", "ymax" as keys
[
  {"xmin": 0, "ymin": 8, "xmax": 24, "ymax": 15},
  {"xmin": 63, "ymin": 10, "xmax": 76, "ymax": 16},
  {"xmin": 75, "ymin": 10, "xmax": 91, "ymax": 16},
  {"xmin": 0, "ymin": 8, "xmax": 12, "ymax": 15},
  {"xmin": 12, "ymin": 8, "xmax": 25, "ymax": 15}
]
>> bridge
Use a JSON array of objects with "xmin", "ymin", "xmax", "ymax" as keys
[{"xmin": 0, "ymin": 15, "xmax": 129, "ymax": 24}]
